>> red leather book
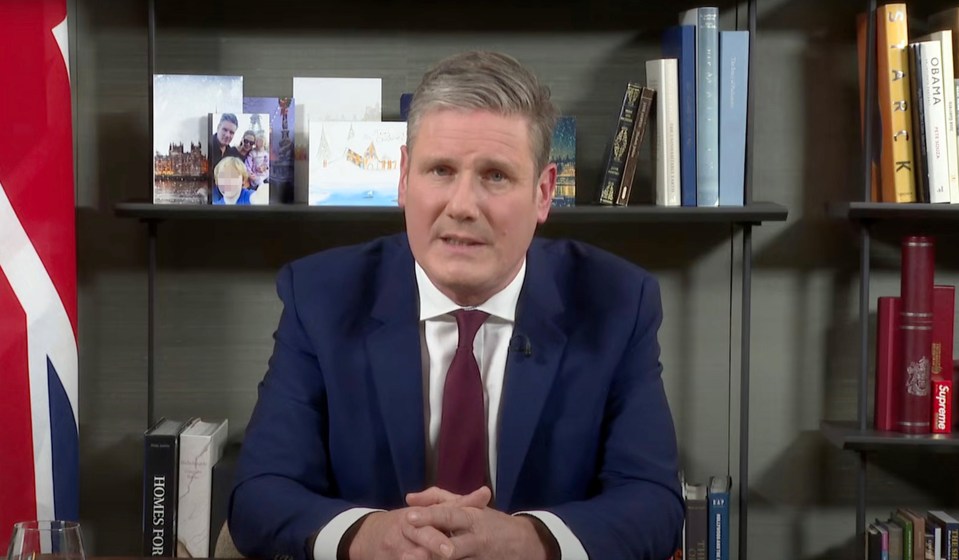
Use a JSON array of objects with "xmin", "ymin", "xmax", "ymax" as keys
[
  {"xmin": 931, "ymin": 286, "xmax": 954, "ymax": 434},
  {"xmin": 875, "ymin": 297, "xmax": 901, "ymax": 431},
  {"xmin": 932, "ymin": 285, "xmax": 955, "ymax": 382},
  {"xmin": 898, "ymin": 235, "xmax": 935, "ymax": 434},
  {"xmin": 932, "ymin": 378, "xmax": 952, "ymax": 434}
]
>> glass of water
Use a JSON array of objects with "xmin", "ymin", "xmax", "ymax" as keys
[{"xmin": 6, "ymin": 521, "xmax": 85, "ymax": 560}]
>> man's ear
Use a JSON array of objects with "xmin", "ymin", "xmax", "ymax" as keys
[
  {"xmin": 535, "ymin": 162, "xmax": 557, "ymax": 224},
  {"xmin": 398, "ymin": 144, "xmax": 410, "ymax": 208}
]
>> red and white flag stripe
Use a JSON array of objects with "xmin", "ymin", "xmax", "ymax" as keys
[{"xmin": 0, "ymin": 0, "xmax": 79, "ymax": 549}]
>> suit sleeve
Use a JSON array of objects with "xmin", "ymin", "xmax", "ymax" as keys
[
  {"xmin": 229, "ymin": 264, "xmax": 356, "ymax": 560},
  {"xmin": 546, "ymin": 275, "xmax": 684, "ymax": 559}
]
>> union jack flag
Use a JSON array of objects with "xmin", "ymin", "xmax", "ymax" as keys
[{"xmin": 0, "ymin": 0, "xmax": 78, "ymax": 550}]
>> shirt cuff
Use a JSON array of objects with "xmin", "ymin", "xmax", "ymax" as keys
[
  {"xmin": 515, "ymin": 510, "xmax": 589, "ymax": 560},
  {"xmin": 312, "ymin": 507, "xmax": 382, "ymax": 560}
]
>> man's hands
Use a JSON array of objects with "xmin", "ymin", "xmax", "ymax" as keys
[{"xmin": 345, "ymin": 487, "xmax": 556, "ymax": 560}]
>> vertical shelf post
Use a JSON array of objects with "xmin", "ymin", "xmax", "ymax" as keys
[
  {"xmin": 738, "ymin": 1, "xmax": 757, "ymax": 558},
  {"xmin": 857, "ymin": 0, "xmax": 878, "ymax": 546},
  {"xmin": 147, "ymin": 219, "xmax": 158, "ymax": 428},
  {"xmin": 738, "ymin": 224, "xmax": 752, "ymax": 560},
  {"xmin": 146, "ymin": 0, "xmax": 157, "ymax": 429}
]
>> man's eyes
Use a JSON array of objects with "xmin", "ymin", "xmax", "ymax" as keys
[{"xmin": 486, "ymin": 170, "xmax": 507, "ymax": 182}]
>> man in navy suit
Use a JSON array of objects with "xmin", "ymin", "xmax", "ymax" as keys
[{"xmin": 230, "ymin": 51, "xmax": 683, "ymax": 560}]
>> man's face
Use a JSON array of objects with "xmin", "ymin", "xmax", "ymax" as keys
[
  {"xmin": 216, "ymin": 121, "xmax": 236, "ymax": 147},
  {"xmin": 239, "ymin": 134, "xmax": 255, "ymax": 155},
  {"xmin": 216, "ymin": 167, "xmax": 243, "ymax": 198},
  {"xmin": 399, "ymin": 109, "xmax": 555, "ymax": 306}
]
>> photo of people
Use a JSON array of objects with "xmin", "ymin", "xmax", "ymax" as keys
[
  {"xmin": 152, "ymin": 74, "xmax": 242, "ymax": 204},
  {"xmin": 208, "ymin": 112, "xmax": 270, "ymax": 205}
]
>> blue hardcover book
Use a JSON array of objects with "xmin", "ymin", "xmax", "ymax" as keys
[
  {"xmin": 550, "ymin": 115, "xmax": 576, "ymax": 207},
  {"xmin": 400, "ymin": 93, "xmax": 414, "ymax": 121},
  {"xmin": 663, "ymin": 25, "xmax": 698, "ymax": 207},
  {"xmin": 243, "ymin": 97, "xmax": 295, "ymax": 203},
  {"xmin": 928, "ymin": 511, "xmax": 959, "ymax": 560},
  {"xmin": 718, "ymin": 31, "xmax": 749, "ymax": 207},
  {"xmin": 707, "ymin": 476, "xmax": 731, "ymax": 560},
  {"xmin": 681, "ymin": 6, "xmax": 720, "ymax": 207}
]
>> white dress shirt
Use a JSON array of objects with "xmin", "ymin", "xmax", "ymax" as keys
[{"xmin": 313, "ymin": 260, "xmax": 588, "ymax": 560}]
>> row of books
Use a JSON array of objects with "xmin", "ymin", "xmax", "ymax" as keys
[
  {"xmin": 857, "ymin": 4, "xmax": 959, "ymax": 204},
  {"xmin": 873, "ymin": 235, "xmax": 958, "ymax": 434},
  {"xmin": 597, "ymin": 6, "xmax": 750, "ymax": 209},
  {"xmin": 671, "ymin": 474, "xmax": 732, "ymax": 560},
  {"xmin": 142, "ymin": 417, "xmax": 234, "ymax": 557},
  {"xmin": 867, "ymin": 508, "xmax": 959, "ymax": 560}
]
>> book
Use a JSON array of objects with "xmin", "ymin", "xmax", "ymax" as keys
[
  {"xmin": 681, "ymin": 6, "xmax": 720, "ymax": 207},
  {"xmin": 292, "ymin": 77, "xmax": 383, "ymax": 203},
  {"xmin": 308, "ymin": 121, "xmax": 406, "ymax": 206},
  {"xmin": 867, "ymin": 523, "xmax": 882, "ymax": 560},
  {"xmin": 933, "ymin": 377, "xmax": 953, "ymax": 433},
  {"xmin": 927, "ymin": 511, "xmax": 959, "ymax": 560},
  {"xmin": 400, "ymin": 93, "xmax": 414, "ymax": 122},
  {"xmin": 616, "ymin": 87, "xmax": 655, "ymax": 206},
  {"xmin": 898, "ymin": 236, "xmax": 935, "ymax": 434},
  {"xmin": 891, "ymin": 510, "xmax": 914, "ymax": 560},
  {"xmin": 718, "ymin": 30, "xmax": 749, "ymax": 207},
  {"xmin": 597, "ymin": 82, "xmax": 643, "ymax": 205},
  {"xmin": 902, "ymin": 508, "xmax": 928, "ymax": 560},
  {"xmin": 208, "ymin": 443, "xmax": 241, "ymax": 557},
  {"xmin": 932, "ymin": 286, "xmax": 955, "ymax": 382},
  {"xmin": 152, "ymin": 75, "xmax": 243, "ymax": 204},
  {"xmin": 684, "ymin": 481, "xmax": 707, "ymax": 560},
  {"xmin": 707, "ymin": 476, "xmax": 731, "ymax": 560},
  {"xmin": 875, "ymin": 296, "xmax": 902, "ymax": 432},
  {"xmin": 924, "ymin": 522, "xmax": 942, "ymax": 560},
  {"xmin": 550, "ymin": 116, "xmax": 576, "ymax": 207},
  {"xmin": 919, "ymin": 31, "xmax": 959, "ymax": 203},
  {"xmin": 647, "ymin": 59, "xmax": 681, "ymax": 207},
  {"xmin": 885, "ymin": 519, "xmax": 904, "ymax": 560},
  {"xmin": 208, "ymin": 113, "xmax": 270, "ymax": 206},
  {"xmin": 243, "ymin": 97, "xmax": 296, "ymax": 204},
  {"xmin": 143, "ymin": 417, "xmax": 194, "ymax": 557},
  {"xmin": 910, "ymin": 41, "xmax": 950, "ymax": 203},
  {"xmin": 662, "ymin": 24, "xmax": 698, "ymax": 207},
  {"xmin": 176, "ymin": 418, "xmax": 229, "ymax": 558},
  {"xmin": 933, "ymin": 285, "xmax": 955, "ymax": 433},
  {"xmin": 877, "ymin": 5, "xmax": 917, "ymax": 203}
]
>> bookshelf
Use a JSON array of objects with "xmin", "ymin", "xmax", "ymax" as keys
[
  {"xmin": 122, "ymin": 0, "xmax": 789, "ymax": 559},
  {"xmin": 825, "ymin": 0, "xmax": 959, "ymax": 544}
]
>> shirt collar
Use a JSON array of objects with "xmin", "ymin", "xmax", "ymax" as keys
[{"xmin": 414, "ymin": 259, "xmax": 526, "ymax": 322}]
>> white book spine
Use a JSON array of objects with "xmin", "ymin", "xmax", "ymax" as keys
[
  {"xmin": 929, "ymin": 31, "xmax": 959, "ymax": 202},
  {"xmin": 176, "ymin": 420, "xmax": 229, "ymax": 558},
  {"xmin": 919, "ymin": 40, "xmax": 951, "ymax": 202},
  {"xmin": 647, "ymin": 59, "xmax": 681, "ymax": 206}
]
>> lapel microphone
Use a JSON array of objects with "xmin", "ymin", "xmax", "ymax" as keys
[{"xmin": 510, "ymin": 334, "xmax": 532, "ymax": 357}]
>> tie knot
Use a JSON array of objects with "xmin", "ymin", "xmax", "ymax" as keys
[{"xmin": 453, "ymin": 309, "xmax": 489, "ymax": 348}]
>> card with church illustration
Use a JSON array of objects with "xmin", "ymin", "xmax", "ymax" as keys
[
  {"xmin": 243, "ymin": 97, "xmax": 295, "ymax": 204},
  {"xmin": 292, "ymin": 77, "xmax": 383, "ymax": 203},
  {"xmin": 208, "ymin": 113, "xmax": 271, "ymax": 205},
  {"xmin": 153, "ymin": 74, "xmax": 243, "ymax": 204},
  {"xmin": 308, "ymin": 121, "xmax": 406, "ymax": 206},
  {"xmin": 550, "ymin": 115, "xmax": 576, "ymax": 207}
]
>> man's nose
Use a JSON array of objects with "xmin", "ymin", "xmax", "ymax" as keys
[{"xmin": 445, "ymin": 174, "xmax": 480, "ymax": 219}]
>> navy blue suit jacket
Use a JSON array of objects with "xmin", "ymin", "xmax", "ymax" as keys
[{"xmin": 229, "ymin": 233, "xmax": 683, "ymax": 559}]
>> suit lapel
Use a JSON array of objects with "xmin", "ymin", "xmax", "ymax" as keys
[
  {"xmin": 365, "ymin": 238, "xmax": 426, "ymax": 497},
  {"xmin": 495, "ymin": 242, "xmax": 567, "ymax": 510}
]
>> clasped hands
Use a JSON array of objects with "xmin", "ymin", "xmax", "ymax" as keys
[{"xmin": 346, "ymin": 486, "xmax": 554, "ymax": 560}]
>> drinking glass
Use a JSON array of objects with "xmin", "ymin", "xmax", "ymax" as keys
[{"xmin": 6, "ymin": 521, "xmax": 85, "ymax": 560}]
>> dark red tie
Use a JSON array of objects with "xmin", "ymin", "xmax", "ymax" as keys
[{"xmin": 436, "ymin": 309, "xmax": 490, "ymax": 494}]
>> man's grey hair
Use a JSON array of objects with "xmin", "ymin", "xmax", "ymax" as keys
[{"xmin": 407, "ymin": 51, "xmax": 558, "ymax": 174}]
